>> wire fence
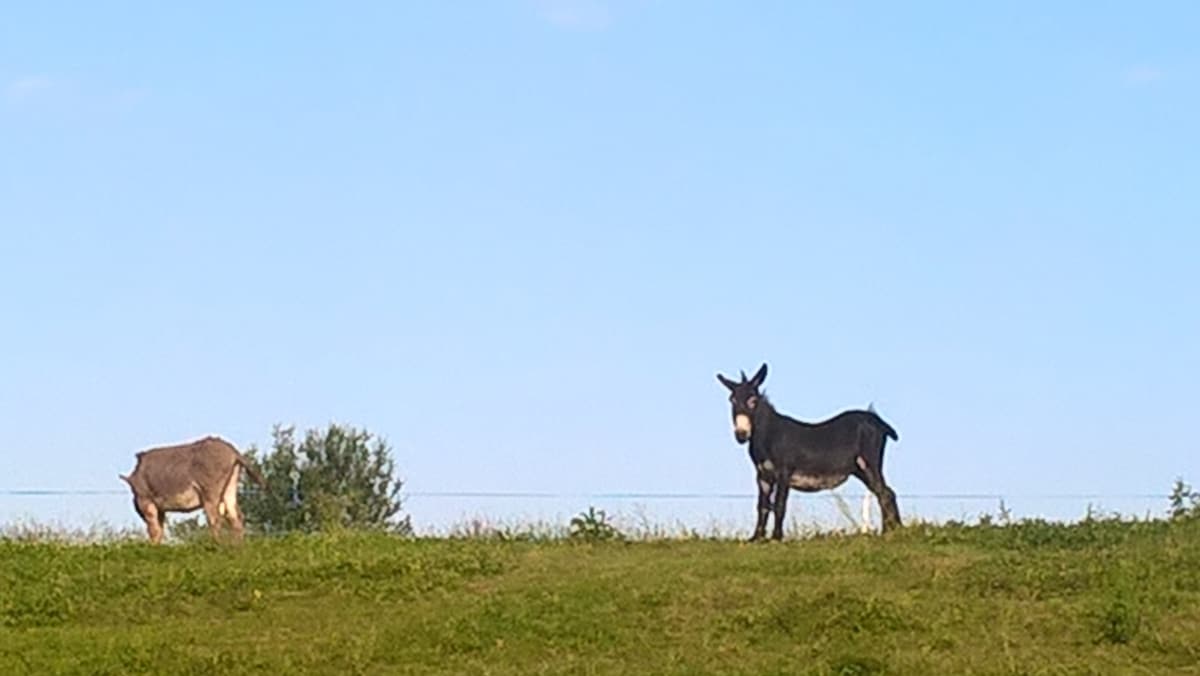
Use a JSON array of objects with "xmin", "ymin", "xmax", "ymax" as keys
[{"xmin": 2, "ymin": 487, "xmax": 1175, "ymax": 536}]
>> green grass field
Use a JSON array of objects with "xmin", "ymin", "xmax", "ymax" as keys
[{"xmin": 3, "ymin": 517, "xmax": 1200, "ymax": 675}]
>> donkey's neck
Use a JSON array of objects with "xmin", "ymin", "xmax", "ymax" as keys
[
  {"xmin": 751, "ymin": 397, "xmax": 812, "ymax": 445},
  {"xmin": 750, "ymin": 397, "xmax": 781, "ymax": 444}
]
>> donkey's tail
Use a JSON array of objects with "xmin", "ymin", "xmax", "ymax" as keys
[
  {"xmin": 234, "ymin": 453, "xmax": 267, "ymax": 488},
  {"xmin": 867, "ymin": 410, "xmax": 899, "ymax": 442}
]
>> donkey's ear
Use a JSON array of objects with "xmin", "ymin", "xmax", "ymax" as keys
[
  {"xmin": 750, "ymin": 363, "xmax": 768, "ymax": 388},
  {"xmin": 716, "ymin": 373, "xmax": 738, "ymax": 391}
]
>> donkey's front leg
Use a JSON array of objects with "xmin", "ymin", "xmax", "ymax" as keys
[
  {"xmin": 770, "ymin": 469, "xmax": 790, "ymax": 541},
  {"xmin": 749, "ymin": 474, "xmax": 774, "ymax": 542}
]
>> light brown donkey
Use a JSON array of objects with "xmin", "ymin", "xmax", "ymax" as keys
[{"xmin": 120, "ymin": 436, "xmax": 266, "ymax": 544}]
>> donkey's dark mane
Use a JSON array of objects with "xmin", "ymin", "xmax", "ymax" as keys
[{"xmin": 752, "ymin": 393, "xmax": 786, "ymax": 426}]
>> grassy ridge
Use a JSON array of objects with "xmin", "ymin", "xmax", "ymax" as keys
[{"xmin": 3, "ymin": 518, "xmax": 1200, "ymax": 675}]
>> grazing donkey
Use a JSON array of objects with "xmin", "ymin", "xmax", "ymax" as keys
[
  {"xmin": 716, "ymin": 363, "xmax": 901, "ymax": 540},
  {"xmin": 119, "ymin": 436, "xmax": 265, "ymax": 544}
]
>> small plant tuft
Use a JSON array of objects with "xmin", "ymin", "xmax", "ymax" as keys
[
  {"xmin": 1097, "ymin": 596, "xmax": 1141, "ymax": 645},
  {"xmin": 569, "ymin": 506, "xmax": 624, "ymax": 542},
  {"xmin": 1168, "ymin": 477, "xmax": 1200, "ymax": 521},
  {"xmin": 830, "ymin": 655, "xmax": 887, "ymax": 675},
  {"xmin": 168, "ymin": 516, "xmax": 211, "ymax": 543},
  {"xmin": 997, "ymin": 498, "xmax": 1013, "ymax": 525}
]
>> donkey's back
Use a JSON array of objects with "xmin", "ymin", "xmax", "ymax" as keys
[
  {"xmin": 130, "ymin": 436, "xmax": 242, "ymax": 498},
  {"xmin": 781, "ymin": 408, "xmax": 897, "ymax": 455}
]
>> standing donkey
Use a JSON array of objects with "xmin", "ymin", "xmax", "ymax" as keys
[
  {"xmin": 717, "ymin": 363, "xmax": 901, "ymax": 540},
  {"xmin": 120, "ymin": 436, "xmax": 266, "ymax": 544}
]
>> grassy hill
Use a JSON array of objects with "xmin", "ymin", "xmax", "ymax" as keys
[{"xmin": 3, "ymin": 517, "xmax": 1200, "ymax": 675}]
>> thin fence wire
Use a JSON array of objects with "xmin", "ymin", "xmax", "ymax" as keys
[{"xmin": 0, "ymin": 488, "xmax": 1172, "ymax": 500}]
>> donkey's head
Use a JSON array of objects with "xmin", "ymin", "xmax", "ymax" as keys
[{"xmin": 716, "ymin": 363, "xmax": 768, "ymax": 444}]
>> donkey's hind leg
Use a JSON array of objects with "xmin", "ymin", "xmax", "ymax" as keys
[
  {"xmin": 201, "ymin": 495, "xmax": 224, "ymax": 543},
  {"xmin": 220, "ymin": 466, "xmax": 246, "ymax": 543},
  {"xmin": 853, "ymin": 457, "xmax": 901, "ymax": 532}
]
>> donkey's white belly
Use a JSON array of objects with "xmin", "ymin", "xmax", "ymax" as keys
[{"xmin": 789, "ymin": 473, "xmax": 848, "ymax": 492}]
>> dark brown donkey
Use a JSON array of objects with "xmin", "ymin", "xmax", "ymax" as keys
[
  {"xmin": 119, "ymin": 436, "xmax": 265, "ymax": 544},
  {"xmin": 717, "ymin": 363, "xmax": 901, "ymax": 540}
]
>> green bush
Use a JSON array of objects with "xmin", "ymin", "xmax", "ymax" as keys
[{"xmin": 241, "ymin": 423, "xmax": 411, "ymax": 535}]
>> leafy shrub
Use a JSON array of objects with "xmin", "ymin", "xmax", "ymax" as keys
[{"xmin": 242, "ymin": 423, "xmax": 411, "ymax": 535}]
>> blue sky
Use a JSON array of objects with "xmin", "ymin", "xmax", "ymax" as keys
[{"xmin": 2, "ymin": 2, "xmax": 1198, "ymax": 530}]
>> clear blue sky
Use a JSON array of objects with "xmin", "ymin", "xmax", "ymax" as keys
[{"xmin": 2, "ymin": 2, "xmax": 1198, "ymax": 529}]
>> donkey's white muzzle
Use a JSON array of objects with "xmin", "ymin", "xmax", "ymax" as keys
[{"xmin": 734, "ymin": 414, "xmax": 752, "ymax": 444}]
